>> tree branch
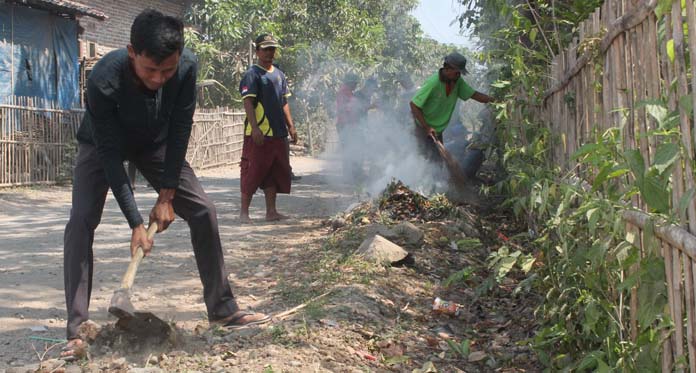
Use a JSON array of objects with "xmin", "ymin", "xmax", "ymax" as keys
[{"xmin": 525, "ymin": 0, "xmax": 556, "ymax": 58}]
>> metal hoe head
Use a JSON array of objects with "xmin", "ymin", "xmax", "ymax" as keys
[
  {"xmin": 109, "ymin": 288, "xmax": 171, "ymax": 338},
  {"xmin": 108, "ymin": 288, "xmax": 136, "ymax": 319},
  {"xmin": 116, "ymin": 311, "xmax": 172, "ymax": 339},
  {"xmin": 107, "ymin": 223, "xmax": 171, "ymax": 338}
]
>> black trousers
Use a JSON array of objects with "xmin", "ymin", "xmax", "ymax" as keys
[{"xmin": 63, "ymin": 143, "xmax": 239, "ymax": 339}]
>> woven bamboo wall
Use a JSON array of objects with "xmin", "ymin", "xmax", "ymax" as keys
[
  {"xmin": 187, "ymin": 108, "xmax": 245, "ymax": 170},
  {"xmin": 0, "ymin": 96, "xmax": 83, "ymax": 187},
  {"xmin": 0, "ymin": 98, "xmax": 245, "ymax": 187}
]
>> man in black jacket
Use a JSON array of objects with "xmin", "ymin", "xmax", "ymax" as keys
[{"xmin": 61, "ymin": 9, "xmax": 268, "ymax": 360}]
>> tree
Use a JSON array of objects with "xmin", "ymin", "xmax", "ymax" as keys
[
  {"xmin": 184, "ymin": 0, "xmax": 473, "ymax": 151},
  {"xmin": 185, "ymin": 0, "xmax": 464, "ymax": 107}
]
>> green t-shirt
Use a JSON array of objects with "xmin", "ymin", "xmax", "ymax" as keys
[{"xmin": 411, "ymin": 72, "xmax": 476, "ymax": 133}]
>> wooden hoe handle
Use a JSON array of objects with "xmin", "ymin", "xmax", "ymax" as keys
[{"xmin": 120, "ymin": 222, "xmax": 158, "ymax": 289}]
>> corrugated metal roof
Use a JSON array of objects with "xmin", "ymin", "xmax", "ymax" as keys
[{"xmin": 7, "ymin": 0, "xmax": 107, "ymax": 20}]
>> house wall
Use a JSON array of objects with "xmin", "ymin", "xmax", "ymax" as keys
[
  {"xmin": 77, "ymin": 0, "xmax": 190, "ymax": 55},
  {"xmin": 0, "ymin": 3, "xmax": 81, "ymax": 108}
]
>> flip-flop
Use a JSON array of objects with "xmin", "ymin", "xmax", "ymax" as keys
[
  {"xmin": 220, "ymin": 311, "xmax": 271, "ymax": 330},
  {"xmin": 60, "ymin": 338, "xmax": 88, "ymax": 362}
]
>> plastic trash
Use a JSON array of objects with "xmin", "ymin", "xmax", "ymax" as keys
[{"xmin": 432, "ymin": 297, "xmax": 461, "ymax": 316}]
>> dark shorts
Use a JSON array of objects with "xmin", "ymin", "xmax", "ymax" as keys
[{"xmin": 240, "ymin": 136, "xmax": 291, "ymax": 195}]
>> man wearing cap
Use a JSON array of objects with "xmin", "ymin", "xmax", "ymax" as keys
[
  {"xmin": 239, "ymin": 34, "xmax": 298, "ymax": 223},
  {"xmin": 410, "ymin": 52, "xmax": 494, "ymax": 161}
]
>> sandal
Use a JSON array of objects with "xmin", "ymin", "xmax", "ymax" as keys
[
  {"xmin": 60, "ymin": 338, "xmax": 89, "ymax": 362},
  {"xmin": 215, "ymin": 311, "xmax": 271, "ymax": 330}
]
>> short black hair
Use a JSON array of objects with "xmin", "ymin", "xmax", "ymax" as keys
[{"xmin": 130, "ymin": 9, "xmax": 184, "ymax": 63}]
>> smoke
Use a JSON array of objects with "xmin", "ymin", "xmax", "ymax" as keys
[
  {"xmin": 379, "ymin": 120, "xmax": 452, "ymax": 196},
  {"xmin": 323, "ymin": 93, "xmax": 452, "ymax": 198},
  {"xmin": 287, "ymin": 40, "xmax": 493, "ymax": 199}
]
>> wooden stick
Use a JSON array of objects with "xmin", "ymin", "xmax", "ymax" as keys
[
  {"xmin": 663, "ymin": 240, "xmax": 676, "ymax": 370},
  {"xmin": 683, "ymin": 254, "xmax": 696, "ymax": 372},
  {"xmin": 673, "ymin": 250, "xmax": 686, "ymax": 363},
  {"xmin": 623, "ymin": 210, "xmax": 696, "ymax": 261},
  {"xmin": 273, "ymin": 291, "xmax": 333, "ymax": 320}
]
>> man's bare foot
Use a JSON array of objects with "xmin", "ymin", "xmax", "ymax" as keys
[
  {"xmin": 239, "ymin": 215, "xmax": 253, "ymax": 224},
  {"xmin": 60, "ymin": 338, "xmax": 88, "ymax": 362},
  {"xmin": 266, "ymin": 212, "xmax": 289, "ymax": 221}
]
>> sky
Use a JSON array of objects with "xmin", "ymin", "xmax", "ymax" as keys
[{"xmin": 411, "ymin": 0, "xmax": 474, "ymax": 48}]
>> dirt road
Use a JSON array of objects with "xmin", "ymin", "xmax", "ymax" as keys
[
  {"xmin": 0, "ymin": 156, "xmax": 359, "ymax": 369},
  {"xmin": 0, "ymin": 155, "xmax": 541, "ymax": 372}
]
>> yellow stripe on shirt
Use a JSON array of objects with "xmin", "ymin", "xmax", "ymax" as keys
[{"xmin": 245, "ymin": 102, "xmax": 273, "ymax": 136}]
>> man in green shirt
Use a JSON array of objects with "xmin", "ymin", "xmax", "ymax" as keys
[{"xmin": 410, "ymin": 52, "xmax": 494, "ymax": 161}]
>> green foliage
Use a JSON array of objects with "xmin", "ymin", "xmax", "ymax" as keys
[
  {"xmin": 443, "ymin": 267, "xmax": 475, "ymax": 288},
  {"xmin": 447, "ymin": 339, "xmax": 471, "ymax": 358},
  {"xmin": 185, "ymin": 0, "xmax": 275, "ymax": 105},
  {"xmin": 426, "ymin": 193, "xmax": 458, "ymax": 219},
  {"xmin": 456, "ymin": 238, "xmax": 483, "ymax": 250},
  {"xmin": 485, "ymin": 246, "xmax": 535, "ymax": 284},
  {"xmin": 457, "ymin": 0, "xmax": 604, "ymax": 55},
  {"xmin": 499, "ymin": 110, "xmax": 679, "ymax": 370},
  {"xmin": 185, "ymin": 0, "xmax": 464, "ymax": 152},
  {"xmin": 525, "ymin": 129, "xmax": 671, "ymax": 370},
  {"xmin": 185, "ymin": 0, "xmax": 451, "ymax": 108},
  {"xmin": 457, "ymin": 1, "xmax": 684, "ymax": 370}
]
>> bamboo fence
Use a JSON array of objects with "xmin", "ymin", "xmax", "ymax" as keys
[
  {"xmin": 543, "ymin": 0, "xmax": 696, "ymax": 369},
  {"xmin": 0, "ymin": 96, "xmax": 83, "ymax": 187},
  {"xmin": 187, "ymin": 108, "xmax": 245, "ymax": 170},
  {"xmin": 0, "ymin": 98, "xmax": 245, "ymax": 187}
]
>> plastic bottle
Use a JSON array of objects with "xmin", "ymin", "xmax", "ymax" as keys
[{"xmin": 432, "ymin": 297, "xmax": 460, "ymax": 316}]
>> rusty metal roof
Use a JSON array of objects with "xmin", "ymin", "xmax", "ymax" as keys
[{"xmin": 7, "ymin": 0, "xmax": 107, "ymax": 20}]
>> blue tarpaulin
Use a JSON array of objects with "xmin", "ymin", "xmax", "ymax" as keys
[{"xmin": 0, "ymin": 3, "xmax": 79, "ymax": 109}]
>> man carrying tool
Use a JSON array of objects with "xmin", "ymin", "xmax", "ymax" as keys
[
  {"xmin": 239, "ymin": 34, "xmax": 298, "ymax": 223},
  {"xmin": 410, "ymin": 52, "xmax": 495, "ymax": 163},
  {"xmin": 62, "ymin": 10, "xmax": 269, "ymax": 360}
]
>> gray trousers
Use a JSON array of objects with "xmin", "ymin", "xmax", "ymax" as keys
[{"xmin": 63, "ymin": 143, "xmax": 239, "ymax": 339}]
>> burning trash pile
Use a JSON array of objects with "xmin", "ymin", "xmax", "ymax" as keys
[
  {"xmin": 378, "ymin": 181, "xmax": 457, "ymax": 221},
  {"xmin": 327, "ymin": 181, "xmax": 461, "ymax": 230}
]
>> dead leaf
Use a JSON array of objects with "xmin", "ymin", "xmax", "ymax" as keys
[
  {"xmin": 319, "ymin": 319, "xmax": 339, "ymax": 328},
  {"xmin": 424, "ymin": 335, "xmax": 439, "ymax": 347},
  {"xmin": 468, "ymin": 350, "xmax": 488, "ymax": 362},
  {"xmin": 381, "ymin": 343, "xmax": 405, "ymax": 357},
  {"xmin": 383, "ymin": 354, "xmax": 410, "ymax": 366},
  {"xmin": 412, "ymin": 360, "xmax": 438, "ymax": 373}
]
